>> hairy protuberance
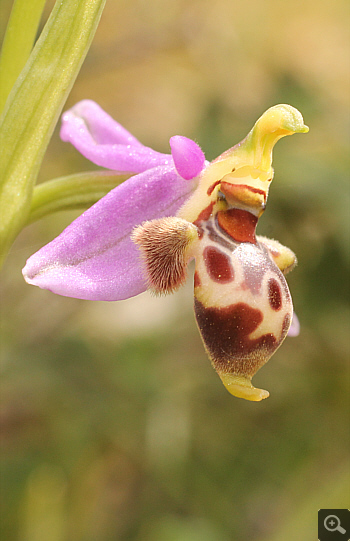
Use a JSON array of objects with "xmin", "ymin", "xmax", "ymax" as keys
[{"xmin": 132, "ymin": 217, "xmax": 199, "ymax": 294}]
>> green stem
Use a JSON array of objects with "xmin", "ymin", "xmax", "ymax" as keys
[
  {"xmin": 27, "ymin": 172, "xmax": 132, "ymax": 224},
  {"xmin": 0, "ymin": 0, "xmax": 106, "ymax": 269},
  {"xmin": 0, "ymin": 0, "xmax": 47, "ymax": 114}
]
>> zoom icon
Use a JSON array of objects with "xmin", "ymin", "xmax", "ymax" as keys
[{"xmin": 318, "ymin": 510, "xmax": 350, "ymax": 540}]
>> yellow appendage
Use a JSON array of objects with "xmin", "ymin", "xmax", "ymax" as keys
[{"xmin": 220, "ymin": 374, "xmax": 270, "ymax": 401}]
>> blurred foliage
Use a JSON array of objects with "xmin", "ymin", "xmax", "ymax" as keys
[{"xmin": 0, "ymin": 0, "xmax": 349, "ymax": 540}]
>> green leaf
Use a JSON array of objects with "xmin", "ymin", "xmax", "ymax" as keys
[
  {"xmin": 0, "ymin": 0, "xmax": 106, "ymax": 268},
  {"xmin": 0, "ymin": 0, "xmax": 47, "ymax": 114},
  {"xmin": 28, "ymin": 172, "xmax": 132, "ymax": 224}
]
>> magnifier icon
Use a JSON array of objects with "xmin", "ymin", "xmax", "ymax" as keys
[{"xmin": 324, "ymin": 515, "xmax": 346, "ymax": 534}]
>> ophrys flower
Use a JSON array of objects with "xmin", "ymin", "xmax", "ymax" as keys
[{"xmin": 23, "ymin": 101, "xmax": 308, "ymax": 401}]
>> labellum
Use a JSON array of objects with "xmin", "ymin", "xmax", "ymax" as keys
[{"xmin": 133, "ymin": 105, "xmax": 308, "ymax": 401}]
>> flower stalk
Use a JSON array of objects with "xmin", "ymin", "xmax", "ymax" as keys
[
  {"xmin": 0, "ymin": 0, "xmax": 47, "ymax": 114},
  {"xmin": 28, "ymin": 172, "xmax": 131, "ymax": 225},
  {"xmin": 0, "ymin": 0, "xmax": 106, "ymax": 268}
]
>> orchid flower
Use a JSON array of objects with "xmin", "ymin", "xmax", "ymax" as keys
[{"xmin": 23, "ymin": 101, "xmax": 308, "ymax": 401}]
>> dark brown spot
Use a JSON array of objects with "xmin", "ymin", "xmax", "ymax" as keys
[
  {"xmin": 197, "ymin": 225, "xmax": 204, "ymax": 239},
  {"xmin": 207, "ymin": 180, "xmax": 221, "ymax": 196},
  {"xmin": 268, "ymin": 278, "xmax": 282, "ymax": 311},
  {"xmin": 194, "ymin": 271, "xmax": 201, "ymax": 288},
  {"xmin": 206, "ymin": 222, "xmax": 236, "ymax": 251},
  {"xmin": 217, "ymin": 209, "xmax": 258, "ymax": 244},
  {"xmin": 204, "ymin": 246, "xmax": 234, "ymax": 283},
  {"xmin": 193, "ymin": 201, "xmax": 215, "ymax": 226},
  {"xmin": 221, "ymin": 182, "xmax": 267, "ymax": 201},
  {"xmin": 282, "ymin": 313, "xmax": 291, "ymax": 337},
  {"xmin": 194, "ymin": 300, "xmax": 277, "ymax": 377}
]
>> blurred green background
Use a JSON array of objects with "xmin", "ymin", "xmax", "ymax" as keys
[{"xmin": 1, "ymin": 0, "xmax": 349, "ymax": 540}]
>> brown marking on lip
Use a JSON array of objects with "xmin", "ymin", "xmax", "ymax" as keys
[
  {"xmin": 260, "ymin": 242, "xmax": 292, "ymax": 300},
  {"xmin": 193, "ymin": 201, "xmax": 215, "ymax": 226},
  {"xmin": 194, "ymin": 300, "xmax": 277, "ymax": 378},
  {"xmin": 268, "ymin": 278, "xmax": 282, "ymax": 311},
  {"xmin": 270, "ymin": 249, "xmax": 281, "ymax": 258},
  {"xmin": 206, "ymin": 222, "xmax": 235, "ymax": 251},
  {"xmin": 220, "ymin": 182, "xmax": 267, "ymax": 208},
  {"xmin": 194, "ymin": 271, "xmax": 201, "ymax": 288},
  {"xmin": 278, "ymin": 269, "xmax": 292, "ymax": 298},
  {"xmin": 203, "ymin": 246, "xmax": 234, "ymax": 283},
  {"xmin": 197, "ymin": 225, "xmax": 204, "ymax": 239},
  {"xmin": 221, "ymin": 182, "xmax": 266, "ymax": 199},
  {"xmin": 217, "ymin": 208, "xmax": 258, "ymax": 244},
  {"xmin": 207, "ymin": 179, "xmax": 221, "ymax": 196},
  {"xmin": 282, "ymin": 313, "xmax": 291, "ymax": 337}
]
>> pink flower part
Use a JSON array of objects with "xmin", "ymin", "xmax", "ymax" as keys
[
  {"xmin": 60, "ymin": 101, "xmax": 205, "ymax": 181},
  {"xmin": 23, "ymin": 166, "xmax": 198, "ymax": 301},
  {"xmin": 60, "ymin": 100, "xmax": 172, "ymax": 173},
  {"xmin": 170, "ymin": 135, "xmax": 206, "ymax": 180},
  {"xmin": 287, "ymin": 312, "xmax": 300, "ymax": 337}
]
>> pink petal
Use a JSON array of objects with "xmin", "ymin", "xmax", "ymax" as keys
[
  {"xmin": 23, "ymin": 167, "xmax": 198, "ymax": 301},
  {"xmin": 64, "ymin": 100, "xmax": 143, "ymax": 146},
  {"xmin": 288, "ymin": 312, "xmax": 300, "ymax": 337},
  {"xmin": 60, "ymin": 100, "xmax": 172, "ymax": 172},
  {"xmin": 170, "ymin": 136, "xmax": 206, "ymax": 180}
]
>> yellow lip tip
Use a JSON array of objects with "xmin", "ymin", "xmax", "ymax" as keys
[{"xmin": 220, "ymin": 374, "xmax": 270, "ymax": 402}]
